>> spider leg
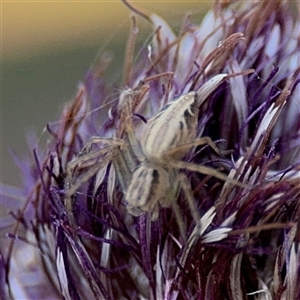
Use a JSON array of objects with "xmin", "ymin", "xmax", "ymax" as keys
[
  {"xmin": 164, "ymin": 136, "xmax": 223, "ymax": 159},
  {"xmin": 123, "ymin": 115, "xmax": 145, "ymax": 163},
  {"xmin": 65, "ymin": 148, "xmax": 115, "ymax": 197},
  {"xmin": 64, "ymin": 137, "xmax": 126, "ymax": 226},
  {"xmin": 114, "ymin": 110, "xmax": 148, "ymax": 196},
  {"xmin": 65, "ymin": 137, "xmax": 126, "ymax": 195},
  {"xmin": 170, "ymin": 160, "xmax": 250, "ymax": 188},
  {"xmin": 177, "ymin": 173, "xmax": 201, "ymax": 229},
  {"xmin": 112, "ymin": 147, "xmax": 132, "ymax": 194},
  {"xmin": 65, "ymin": 152, "xmax": 115, "ymax": 227},
  {"xmin": 162, "ymin": 171, "xmax": 201, "ymax": 242},
  {"xmin": 166, "ymin": 177, "xmax": 187, "ymax": 242},
  {"xmin": 78, "ymin": 136, "xmax": 125, "ymax": 156}
]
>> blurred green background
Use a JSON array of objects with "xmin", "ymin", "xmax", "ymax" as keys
[{"xmin": 2, "ymin": 1, "xmax": 211, "ymax": 186}]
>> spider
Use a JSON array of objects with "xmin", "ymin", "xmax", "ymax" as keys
[{"xmin": 64, "ymin": 73, "xmax": 244, "ymax": 227}]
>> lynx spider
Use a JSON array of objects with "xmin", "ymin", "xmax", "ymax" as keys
[{"xmin": 65, "ymin": 73, "xmax": 241, "ymax": 227}]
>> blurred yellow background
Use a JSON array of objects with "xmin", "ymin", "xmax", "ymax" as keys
[{"xmin": 2, "ymin": 1, "xmax": 212, "ymax": 186}]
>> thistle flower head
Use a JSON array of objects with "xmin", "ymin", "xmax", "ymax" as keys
[{"xmin": 1, "ymin": 1, "xmax": 300, "ymax": 299}]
